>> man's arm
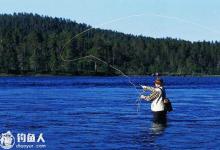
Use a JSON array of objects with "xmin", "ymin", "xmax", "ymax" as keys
[
  {"xmin": 141, "ymin": 89, "xmax": 160, "ymax": 101},
  {"xmin": 146, "ymin": 90, "xmax": 160, "ymax": 101},
  {"xmin": 141, "ymin": 85, "xmax": 155, "ymax": 91}
]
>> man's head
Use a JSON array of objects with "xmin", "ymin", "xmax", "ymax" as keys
[{"xmin": 154, "ymin": 79, "xmax": 163, "ymax": 87}]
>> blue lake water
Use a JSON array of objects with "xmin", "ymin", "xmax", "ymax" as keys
[{"xmin": 0, "ymin": 76, "xmax": 220, "ymax": 149}]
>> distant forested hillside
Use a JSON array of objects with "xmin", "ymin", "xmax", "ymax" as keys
[{"xmin": 0, "ymin": 13, "xmax": 219, "ymax": 75}]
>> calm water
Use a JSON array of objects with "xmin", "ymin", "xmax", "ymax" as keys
[{"xmin": 0, "ymin": 76, "xmax": 220, "ymax": 149}]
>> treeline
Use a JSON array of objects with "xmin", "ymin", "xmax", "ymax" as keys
[{"xmin": 0, "ymin": 13, "xmax": 219, "ymax": 75}]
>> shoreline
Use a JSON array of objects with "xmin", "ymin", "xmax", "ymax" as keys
[{"xmin": 0, "ymin": 73, "xmax": 219, "ymax": 77}]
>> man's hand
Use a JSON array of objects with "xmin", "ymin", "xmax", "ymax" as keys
[
  {"xmin": 140, "ymin": 95, "xmax": 146, "ymax": 100},
  {"xmin": 140, "ymin": 95, "xmax": 150, "ymax": 101},
  {"xmin": 140, "ymin": 95, "xmax": 145, "ymax": 99},
  {"xmin": 141, "ymin": 85, "xmax": 147, "ymax": 89}
]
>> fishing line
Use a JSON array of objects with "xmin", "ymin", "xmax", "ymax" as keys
[
  {"xmin": 61, "ymin": 54, "xmax": 143, "ymax": 111},
  {"xmin": 59, "ymin": 12, "xmax": 219, "ymax": 111},
  {"xmin": 61, "ymin": 12, "xmax": 220, "ymax": 51}
]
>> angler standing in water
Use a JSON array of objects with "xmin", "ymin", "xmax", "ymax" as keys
[{"xmin": 140, "ymin": 79, "xmax": 172, "ymax": 126}]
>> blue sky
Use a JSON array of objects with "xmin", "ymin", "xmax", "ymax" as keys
[{"xmin": 0, "ymin": 0, "xmax": 220, "ymax": 41}]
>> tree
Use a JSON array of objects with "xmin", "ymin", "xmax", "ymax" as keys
[{"xmin": 0, "ymin": 13, "xmax": 219, "ymax": 75}]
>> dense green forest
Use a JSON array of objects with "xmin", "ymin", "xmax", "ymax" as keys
[{"xmin": 0, "ymin": 13, "xmax": 219, "ymax": 75}]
